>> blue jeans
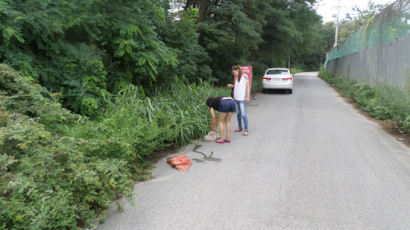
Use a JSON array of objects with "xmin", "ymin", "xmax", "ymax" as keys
[{"xmin": 235, "ymin": 100, "xmax": 248, "ymax": 130}]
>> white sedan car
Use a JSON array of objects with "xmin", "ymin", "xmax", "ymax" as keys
[{"xmin": 262, "ymin": 68, "xmax": 293, "ymax": 94}]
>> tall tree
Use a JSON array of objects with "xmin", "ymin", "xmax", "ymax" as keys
[
  {"xmin": 198, "ymin": 0, "xmax": 209, "ymax": 21},
  {"xmin": 0, "ymin": 0, "xmax": 178, "ymax": 116},
  {"xmin": 197, "ymin": 0, "xmax": 263, "ymax": 83}
]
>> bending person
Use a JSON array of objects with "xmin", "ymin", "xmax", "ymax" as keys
[{"xmin": 206, "ymin": 96, "xmax": 235, "ymax": 143}]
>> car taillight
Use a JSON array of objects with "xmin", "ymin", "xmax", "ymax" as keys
[
  {"xmin": 263, "ymin": 77, "xmax": 271, "ymax": 81},
  {"xmin": 282, "ymin": 78, "xmax": 292, "ymax": 80}
]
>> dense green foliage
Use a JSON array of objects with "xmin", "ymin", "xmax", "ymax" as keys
[
  {"xmin": 319, "ymin": 69, "xmax": 410, "ymax": 133},
  {"xmin": 0, "ymin": 64, "xmax": 228, "ymax": 229},
  {"xmin": 195, "ymin": 0, "xmax": 328, "ymax": 81},
  {"xmin": 0, "ymin": 0, "xmax": 336, "ymax": 228},
  {"xmin": 0, "ymin": 0, "xmax": 179, "ymax": 117},
  {"xmin": 0, "ymin": 0, "xmax": 332, "ymax": 117},
  {"xmin": 0, "ymin": 64, "xmax": 131, "ymax": 229}
]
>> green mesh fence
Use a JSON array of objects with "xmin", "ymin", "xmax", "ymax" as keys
[{"xmin": 326, "ymin": 0, "xmax": 410, "ymax": 66}]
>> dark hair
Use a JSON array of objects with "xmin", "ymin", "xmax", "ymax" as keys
[
  {"xmin": 231, "ymin": 65, "xmax": 243, "ymax": 81},
  {"xmin": 206, "ymin": 97, "xmax": 214, "ymax": 108}
]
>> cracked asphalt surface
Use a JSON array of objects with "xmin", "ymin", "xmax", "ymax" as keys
[{"xmin": 97, "ymin": 72, "xmax": 410, "ymax": 230}]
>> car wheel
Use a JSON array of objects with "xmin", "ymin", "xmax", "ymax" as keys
[
  {"xmin": 262, "ymin": 89, "xmax": 266, "ymax": 93},
  {"xmin": 288, "ymin": 89, "xmax": 293, "ymax": 94}
]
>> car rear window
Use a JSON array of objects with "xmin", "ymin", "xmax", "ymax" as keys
[{"xmin": 266, "ymin": 69, "xmax": 289, "ymax": 75}]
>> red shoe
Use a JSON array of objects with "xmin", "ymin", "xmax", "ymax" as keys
[
  {"xmin": 216, "ymin": 139, "xmax": 224, "ymax": 144},
  {"xmin": 224, "ymin": 139, "xmax": 231, "ymax": 143}
]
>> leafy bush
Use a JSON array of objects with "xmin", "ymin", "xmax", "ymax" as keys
[
  {"xmin": 1, "ymin": 65, "xmax": 227, "ymax": 229},
  {"xmin": 319, "ymin": 68, "xmax": 410, "ymax": 133},
  {"xmin": 403, "ymin": 116, "xmax": 410, "ymax": 133},
  {"xmin": 249, "ymin": 62, "xmax": 268, "ymax": 93},
  {"xmin": 290, "ymin": 67, "xmax": 304, "ymax": 74},
  {"xmin": 0, "ymin": 110, "xmax": 134, "ymax": 229},
  {"xmin": 0, "ymin": 65, "xmax": 133, "ymax": 229},
  {"xmin": 0, "ymin": 64, "xmax": 80, "ymax": 128},
  {"xmin": 350, "ymin": 83, "xmax": 376, "ymax": 111}
]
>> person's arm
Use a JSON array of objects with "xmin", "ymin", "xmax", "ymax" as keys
[
  {"xmin": 209, "ymin": 108, "xmax": 217, "ymax": 132},
  {"xmin": 227, "ymin": 83, "xmax": 234, "ymax": 88},
  {"xmin": 246, "ymin": 79, "xmax": 250, "ymax": 103}
]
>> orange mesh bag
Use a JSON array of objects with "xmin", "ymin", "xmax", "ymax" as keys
[{"xmin": 167, "ymin": 155, "xmax": 192, "ymax": 171}]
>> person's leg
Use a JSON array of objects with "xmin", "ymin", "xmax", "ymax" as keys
[
  {"xmin": 217, "ymin": 113, "xmax": 226, "ymax": 141},
  {"xmin": 238, "ymin": 101, "xmax": 249, "ymax": 135},
  {"xmin": 235, "ymin": 100, "xmax": 243, "ymax": 131},
  {"xmin": 225, "ymin": 112, "xmax": 233, "ymax": 141}
]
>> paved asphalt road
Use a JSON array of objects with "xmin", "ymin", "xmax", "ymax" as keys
[{"xmin": 97, "ymin": 72, "xmax": 410, "ymax": 230}]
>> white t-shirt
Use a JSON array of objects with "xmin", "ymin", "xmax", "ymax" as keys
[{"xmin": 233, "ymin": 74, "xmax": 249, "ymax": 101}]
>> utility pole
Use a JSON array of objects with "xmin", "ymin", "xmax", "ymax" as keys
[{"xmin": 333, "ymin": 0, "xmax": 341, "ymax": 48}]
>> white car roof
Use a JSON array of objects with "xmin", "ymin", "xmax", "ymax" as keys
[{"xmin": 266, "ymin": 68, "xmax": 289, "ymax": 71}]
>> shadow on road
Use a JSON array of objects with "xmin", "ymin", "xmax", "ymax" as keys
[{"xmin": 262, "ymin": 89, "xmax": 292, "ymax": 94}]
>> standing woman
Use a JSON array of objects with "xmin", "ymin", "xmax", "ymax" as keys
[
  {"xmin": 206, "ymin": 96, "xmax": 235, "ymax": 143},
  {"xmin": 227, "ymin": 65, "xmax": 250, "ymax": 136}
]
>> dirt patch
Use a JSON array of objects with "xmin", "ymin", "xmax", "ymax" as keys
[
  {"xmin": 329, "ymin": 84, "xmax": 410, "ymax": 148},
  {"xmin": 148, "ymin": 146, "xmax": 179, "ymax": 162}
]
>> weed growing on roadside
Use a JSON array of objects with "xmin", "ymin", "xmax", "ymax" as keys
[{"xmin": 319, "ymin": 68, "xmax": 410, "ymax": 133}]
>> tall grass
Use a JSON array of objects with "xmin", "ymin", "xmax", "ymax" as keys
[
  {"xmin": 61, "ymin": 79, "xmax": 231, "ymax": 172},
  {"xmin": 1, "ymin": 64, "xmax": 230, "ymax": 229}
]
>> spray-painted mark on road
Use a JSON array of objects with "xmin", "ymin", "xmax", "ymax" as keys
[{"xmin": 192, "ymin": 144, "xmax": 221, "ymax": 163}]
